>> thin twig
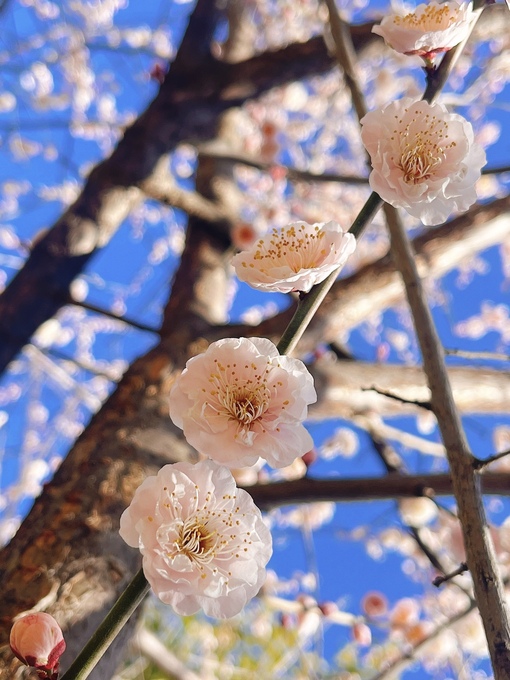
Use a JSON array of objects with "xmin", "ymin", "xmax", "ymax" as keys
[
  {"xmin": 474, "ymin": 448, "xmax": 510, "ymax": 471},
  {"xmin": 361, "ymin": 385, "xmax": 433, "ymax": 411},
  {"xmin": 433, "ymin": 563, "xmax": 469, "ymax": 588},
  {"xmin": 445, "ymin": 347, "xmax": 510, "ymax": 362}
]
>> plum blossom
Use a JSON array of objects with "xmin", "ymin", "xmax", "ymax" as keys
[
  {"xmin": 231, "ymin": 220, "xmax": 356, "ymax": 294},
  {"xmin": 360, "ymin": 98, "xmax": 486, "ymax": 226},
  {"xmin": 10, "ymin": 612, "xmax": 65, "ymax": 679},
  {"xmin": 169, "ymin": 337, "xmax": 316, "ymax": 468},
  {"xmin": 372, "ymin": 2, "xmax": 474, "ymax": 61},
  {"xmin": 399, "ymin": 497, "xmax": 438, "ymax": 527},
  {"xmin": 119, "ymin": 459, "xmax": 272, "ymax": 618}
]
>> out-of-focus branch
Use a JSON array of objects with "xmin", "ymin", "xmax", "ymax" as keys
[
  {"xmin": 309, "ymin": 358, "xmax": 510, "ymax": 419},
  {"xmin": 246, "ymin": 472, "xmax": 510, "ymax": 510},
  {"xmin": 131, "ymin": 627, "xmax": 201, "ymax": 680},
  {"xmin": 198, "ymin": 146, "xmax": 368, "ymax": 184},
  {"xmin": 249, "ymin": 195, "xmax": 510, "ymax": 352}
]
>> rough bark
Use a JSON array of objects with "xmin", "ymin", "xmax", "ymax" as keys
[{"xmin": 0, "ymin": 215, "xmax": 229, "ymax": 678}]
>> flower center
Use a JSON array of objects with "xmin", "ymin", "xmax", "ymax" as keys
[
  {"xmin": 177, "ymin": 516, "xmax": 218, "ymax": 564},
  {"xmin": 251, "ymin": 224, "xmax": 327, "ymax": 273},
  {"xmin": 222, "ymin": 384, "xmax": 269, "ymax": 426},
  {"xmin": 393, "ymin": 113, "xmax": 456, "ymax": 184},
  {"xmin": 400, "ymin": 143, "xmax": 444, "ymax": 184},
  {"xmin": 394, "ymin": 5, "xmax": 460, "ymax": 30},
  {"xmin": 207, "ymin": 358, "xmax": 273, "ymax": 440}
]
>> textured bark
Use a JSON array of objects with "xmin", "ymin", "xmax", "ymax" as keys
[{"xmin": 0, "ymin": 215, "xmax": 230, "ymax": 679}]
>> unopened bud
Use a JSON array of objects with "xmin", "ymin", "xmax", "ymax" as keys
[{"xmin": 10, "ymin": 612, "xmax": 66, "ymax": 678}]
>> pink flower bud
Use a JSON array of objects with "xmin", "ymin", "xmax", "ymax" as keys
[
  {"xmin": 10, "ymin": 612, "xmax": 65, "ymax": 677},
  {"xmin": 352, "ymin": 622, "xmax": 372, "ymax": 647},
  {"xmin": 361, "ymin": 591, "xmax": 388, "ymax": 618}
]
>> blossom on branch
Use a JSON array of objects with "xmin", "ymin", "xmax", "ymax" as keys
[
  {"xmin": 360, "ymin": 98, "xmax": 486, "ymax": 226},
  {"xmin": 169, "ymin": 337, "xmax": 316, "ymax": 468},
  {"xmin": 372, "ymin": 1, "xmax": 474, "ymax": 61},
  {"xmin": 119, "ymin": 459, "xmax": 272, "ymax": 618},
  {"xmin": 231, "ymin": 220, "xmax": 356, "ymax": 294},
  {"xmin": 10, "ymin": 612, "xmax": 66, "ymax": 679}
]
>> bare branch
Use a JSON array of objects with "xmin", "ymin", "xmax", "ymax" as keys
[{"xmin": 246, "ymin": 472, "xmax": 510, "ymax": 510}]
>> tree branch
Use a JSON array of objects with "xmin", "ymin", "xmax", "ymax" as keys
[{"xmin": 246, "ymin": 472, "xmax": 510, "ymax": 510}]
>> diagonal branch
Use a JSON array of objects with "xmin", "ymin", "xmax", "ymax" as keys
[{"xmin": 0, "ymin": 21, "xmax": 376, "ymax": 376}]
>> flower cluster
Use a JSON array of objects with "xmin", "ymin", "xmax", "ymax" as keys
[
  {"xmin": 372, "ymin": 1, "xmax": 473, "ymax": 61},
  {"xmin": 360, "ymin": 98, "xmax": 485, "ymax": 225},
  {"xmin": 119, "ymin": 460, "xmax": 272, "ymax": 618}
]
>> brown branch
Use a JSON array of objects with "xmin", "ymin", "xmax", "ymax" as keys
[
  {"xmin": 384, "ymin": 204, "xmax": 510, "ymax": 676},
  {"xmin": 433, "ymin": 563, "xmax": 469, "ymax": 588},
  {"xmin": 0, "ymin": 21, "xmax": 376, "ymax": 376},
  {"xmin": 246, "ymin": 472, "xmax": 510, "ymax": 510}
]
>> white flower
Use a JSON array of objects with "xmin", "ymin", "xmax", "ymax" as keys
[
  {"xmin": 169, "ymin": 337, "xmax": 316, "ymax": 468},
  {"xmin": 119, "ymin": 460, "xmax": 272, "ymax": 618},
  {"xmin": 10, "ymin": 612, "xmax": 66, "ymax": 674},
  {"xmin": 360, "ymin": 98, "xmax": 486, "ymax": 226},
  {"xmin": 372, "ymin": 1, "xmax": 474, "ymax": 60},
  {"xmin": 231, "ymin": 221, "xmax": 356, "ymax": 294},
  {"xmin": 399, "ymin": 497, "xmax": 438, "ymax": 527}
]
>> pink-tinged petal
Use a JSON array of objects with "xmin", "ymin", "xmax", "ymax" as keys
[
  {"xmin": 169, "ymin": 337, "xmax": 316, "ymax": 469},
  {"xmin": 361, "ymin": 98, "xmax": 486, "ymax": 226},
  {"xmin": 372, "ymin": 2, "xmax": 474, "ymax": 59},
  {"xmin": 10, "ymin": 612, "xmax": 65, "ymax": 673},
  {"xmin": 119, "ymin": 460, "xmax": 272, "ymax": 619},
  {"xmin": 231, "ymin": 221, "xmax": 356, "ymax": 294}
]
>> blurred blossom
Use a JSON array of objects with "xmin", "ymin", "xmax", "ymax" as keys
[
  {"xmin": 352, "ymin": 621, "xmax": 372, "ymax": 646},
  {"xmin": 10, "ymin": 612, "xmax": 65, "ymax": 678},
  {"xmin": 169, "ymin": 337, "xmax": 316, "ymax": 469},
  {"xmin": 232, "ymin": 221, "xmax": 356, "ymax": 293},
  {"xmin": 399, "ymin": 497, "xmax": 438, "ymax": 527},
  {"xmin": 404, "ymin": 620, "xmax": 435, "ymax": 647},
  {"xmin": 372, "ymin": 2, "xmax": 474, "ymax": 61},
  {"xmin": 321, "ymin": 427, "xmax": 359, "ymax": 459},
  {"xmin": 277, "ymin": 502, "xmax": 335, "ymax": 531},
  {"xmin": 390, "ymin": 597, "xmax": 421, "ymax": 630},
  {"xmin": 231, "ymin": 222, "xmax": 260, "ymax": 250},
  {"xmin": 361, "ymin": 98, "xmax": 486, "ymax": 226},
  {"xmin": 0, "ymin": 92, "xmax": 16, "ymax": 112},
  {"xmin": 120, "ymin": 459, "xmax": 272, "ymax": 618},
  {"xmin": 361, "ymin": 591, "xmax": 388, "ymax": 618},
  {"xmin": 453, "ymin": 610, "xmax": 489, "ymax": 657}
]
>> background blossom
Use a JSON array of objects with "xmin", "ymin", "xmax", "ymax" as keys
[
  {"xmin": 119, "ymin": 459, "xmax": 272, "ymax": 618},
  {"xmin": 360, "ymin": 97, "xmax": 486, "ymax": 225},
  {"xmin": 232, "ymin": 221, "xmax": 356, "ymax": 293},
  {"xmin": 372, "ymin": 1, "xmax": 473, "ymax": 60},
  {"xmin": 169, "ymin": 337, "xmax": 316, "ymax": 468}
]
